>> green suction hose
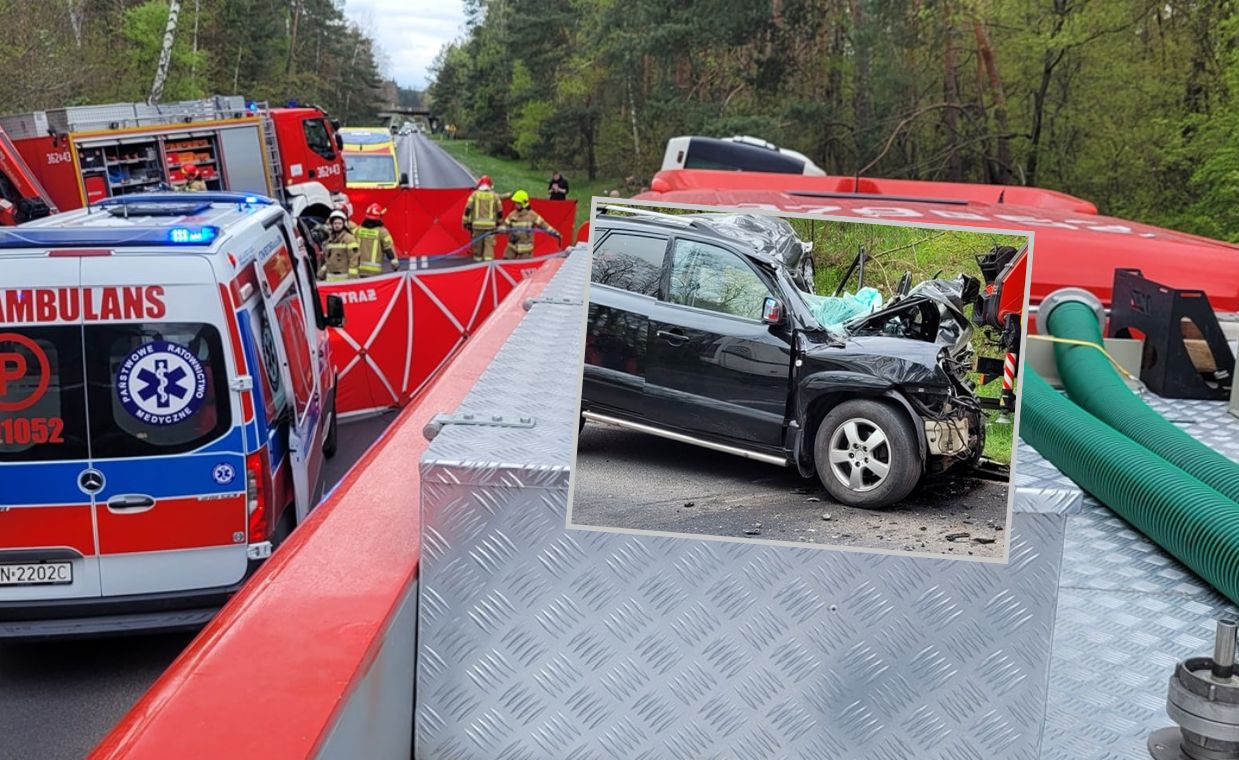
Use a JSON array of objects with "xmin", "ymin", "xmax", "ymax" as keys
[
  {"xmin": 1042, "ymin": 290, "xmax": 1239, "ymax": 505},
  {"xmin": 1020, "ymin": 367, "xmax": 1239, "ymax": 605}
]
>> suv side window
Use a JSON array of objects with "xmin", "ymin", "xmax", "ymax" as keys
[
  {"xmin": 590, "ymin": 232, "xmax": 666, "ymax": 296},
  {"xmin": 668, "ymin": 239, "xmax": 771, "ymax": 320}
]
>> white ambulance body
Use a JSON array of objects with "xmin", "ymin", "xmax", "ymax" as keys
[{"xmin": 0, "ymin": 193, "xmax": 343, "ymax": 637}]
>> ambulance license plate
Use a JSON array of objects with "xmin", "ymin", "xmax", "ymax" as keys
[{"xmin": 0, "ymin": 562, "xmax": 72, "ymax": 586}]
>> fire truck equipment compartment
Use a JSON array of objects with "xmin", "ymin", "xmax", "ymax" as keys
[{"xmin": 415, "ymin": 250, "xmax": 1080, "ymax": 759}]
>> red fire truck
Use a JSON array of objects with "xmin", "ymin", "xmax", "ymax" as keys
[
  {"xmin": 0, "ymin": 126, "xmax": 55, "ymax": 225},
  {"xmin": 0, "ymin": 96, "xmax": 346, "ymax": 221}
]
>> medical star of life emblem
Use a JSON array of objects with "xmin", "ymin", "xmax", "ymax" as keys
[
  {"xmin": 116, "ymin": 341, "xmax": 207, "ymax": 426},
  {"xmin": 212, "ymin": 463, "xmax": 236, "ymax": 485}
]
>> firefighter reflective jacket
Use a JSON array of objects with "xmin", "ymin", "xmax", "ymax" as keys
[
  {"xmin": 462, "ymin": 189, "xmax": 501, "ymax": 231},
  {"xmin": 503, "ymin": 207, "xmax": 558, "ymax": 256},
  {"xmin": 319, "ymin": 229, "xmax": 360, "ymax": 280},
  {"xmin": 356, "ymin": 223, "xmax": 397, "ymax": 277}
]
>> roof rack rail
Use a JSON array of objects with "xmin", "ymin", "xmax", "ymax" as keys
[{"xmin": 596, "ymin": 204, "xmax": 694, "ymax": 227}]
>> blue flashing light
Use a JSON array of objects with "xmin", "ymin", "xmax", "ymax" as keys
[
  {"xmin": 244, "ymin": 196, "xmax": 259, "ymax": 204},
  {"xmin": 168, "ymin": 226, "xmax": 219, "ymax": 244}
]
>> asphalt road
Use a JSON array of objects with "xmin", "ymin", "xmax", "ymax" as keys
[
  {"xmin": 571, "ymin": 423, "xmax": 1011, "ymax": 559},
  {"xmin": 0, "ymin": 414, "xmax": 395, "ymax": 760},
  {"xmin": 395, "ymin": 132, "xmax": 475, "ymax": 189}
]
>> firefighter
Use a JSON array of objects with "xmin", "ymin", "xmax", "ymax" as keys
[
  {"xmin": 462, "ymin": 175, "xmax": 502, "ymax": 262},
  {"xmin": 318, "ymin": 209, "xmax": 360, "ymax": 281},
  {"xmin": 356, "ymin": 203, "xmax": 400, "ymax": 277},
  {"xmin": 179, "ymin": 163, "xmax": 207, "ymax": 192},
  {"xmin": 502, "ymin": 190, "xmax": 560, "ymax": 259}
]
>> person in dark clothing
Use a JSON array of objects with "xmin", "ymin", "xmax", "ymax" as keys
[{"xmin": 548, "ymin": 171, "xmax": 569, "ymax": 200}]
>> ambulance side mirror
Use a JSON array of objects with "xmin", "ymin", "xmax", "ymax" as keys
[
  {"xmin": 325, "ymin": 295, "xmax": 345, "ymax": 328},
  {"xmin": 400, "ymin": 172, "xmax": 410, "ymax": 188}
]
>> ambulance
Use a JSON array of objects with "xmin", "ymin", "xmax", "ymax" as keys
[{"xmin": 0, "ymin": 192, "xmax": 344, "ymax": 637}]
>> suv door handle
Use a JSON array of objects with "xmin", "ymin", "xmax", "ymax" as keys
[
  {"xmin": 106, "ymin": 495, "xmax": 156, "ymax": 512},
  {"xmin": 657, "ymin": 328, "xmax": 688, "ymax": 345}
]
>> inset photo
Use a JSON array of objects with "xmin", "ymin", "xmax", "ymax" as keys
[{"xmin": 570, "ymin": 199, "xmax": 1031, "ymax": 561}]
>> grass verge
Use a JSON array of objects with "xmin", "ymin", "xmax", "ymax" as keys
[{"xmin": 433, "ymin": 138, "xmax": 621, "ymax": 229}]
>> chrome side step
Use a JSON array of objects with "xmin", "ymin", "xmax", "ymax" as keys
[{"xmin": 582, "ymin": 411, "xmax": 789, "ymax": 467}]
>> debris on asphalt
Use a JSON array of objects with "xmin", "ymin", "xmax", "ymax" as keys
[
  {"xmin": 806, "ymin": 497, "xmax": 821, "ymax": 503},
  {"xmin": 743, "ymin": 528, "xmax": 761, "ymax": 535},
  {"xmin": 944, "ymin": 532, "xmax": 970, "ymax": 541},
  {"xmin": 919, "ymin": 526, "xmax": 927, "ymax": 531},
  {"xmin": 972, "ymin": 536, "xmax": 996, "ymax": 544},
  {"xmin": 683, "ymin": 501, "xmax": 695, "ymax": 508},
  {"xmin": 821, "ymin": 513, "xmax": 832, "ymax": 521}
]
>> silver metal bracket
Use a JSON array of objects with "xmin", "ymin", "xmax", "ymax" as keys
[
  {"xmin": 522, "ymin": 296, "xmax": 582, "ymax": 311},
  {"xmin": 230, "ymin": 375, "xmax": 254, "ymax": 391},
  {"xmin": 423, "ymin": 412, "xmax": 536, "ymax": 441},
  {"xmin": 247, "ymin": 541, "xmax": 273, "ymax": 560}
]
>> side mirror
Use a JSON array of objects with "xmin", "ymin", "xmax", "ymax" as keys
[
  {"xmin": 761, "ymin": 296, "xmax": 784, "ymax": 325},
  {"xmin": 400, "ymin": 172, "xmax": 410, "ymax": 187},
  {"xmin": 334, "ymin": 134, "xmax": 344, "ymax": 151},
  {"xmin": 325, "ymin": 295, "xmax": 345, "ymax": 328}
]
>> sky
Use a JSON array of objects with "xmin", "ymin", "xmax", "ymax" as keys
[{"xmin": 343, "ymin": 0, "xmax": 467, "ymax": 90}]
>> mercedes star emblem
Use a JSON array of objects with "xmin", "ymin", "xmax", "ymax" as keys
[{"xmin": 78, "ymin": 468, "xmax": 105, "ymax": 495}]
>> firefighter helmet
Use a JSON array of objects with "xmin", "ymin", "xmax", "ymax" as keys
[
  {"xmin": 477, "ymin": 175, "xmax": 492, "ymax": 189},
  {"xmin": 511, "ymin": 190, "xmax": 530, "ymax": 207},
  {"xmin": 182, "ymin": 162, "xmax": 199, "ymax": 177},
  {"xmin": 365, "ymin": 203, "xmax": 384, "ymax": 221},
  {"xmin": 328, "ymin": 209, "xmax": 348, "ymax": 225}
]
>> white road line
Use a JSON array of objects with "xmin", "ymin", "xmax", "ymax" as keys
[{"xmin": 406, "ymin": 135, "xmax": 420, "ymax": 188}]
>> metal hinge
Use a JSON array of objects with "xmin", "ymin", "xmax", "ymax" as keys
[
  {"xmin": 522, "ymin": 296, "xmax": 582, "ymax": 311},
  {"xmin": 423, "ymin": 412, "xmax": 536, "ymax": 441},
  {"xmin": 230, "ymin": 375, "xmax": 254, "ymax": 391},
  {"xmin": 247, "ymin": 541, "xmax": 272, "ymax": 560}
]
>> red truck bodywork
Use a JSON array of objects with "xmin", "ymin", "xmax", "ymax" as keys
[
  {"xmin": 635, "ymin": 169, "xmax": 1239, "ymax": 316},
  {"xmin": 1, "ymin": 101, "xmax": 344, "ymax": 215},
  {"xmin": 0, "ymin": 126, "xmax": 55, "ymax": 224}
]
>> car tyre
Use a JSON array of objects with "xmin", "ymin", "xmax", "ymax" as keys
[{"xmin": 814, "ymin": 399, "xmax": 921, "ymax": 509}]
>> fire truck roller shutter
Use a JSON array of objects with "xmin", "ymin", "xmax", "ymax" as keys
[{"xmin": 217, "ymin": 125, "xmax": 272, "ymax": 197}]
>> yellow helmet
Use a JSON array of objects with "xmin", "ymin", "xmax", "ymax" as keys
[{"xmin": 511, "ymin": 189, "xmax": 530, "ymax": 207}]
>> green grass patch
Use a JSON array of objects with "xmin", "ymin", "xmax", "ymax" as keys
[{"xmin": 433, "ymin": 138, "xmax": 623, "ymax": 229}]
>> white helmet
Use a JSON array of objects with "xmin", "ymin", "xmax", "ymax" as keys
[{"xmin": 328, "ymin": 209, "xmax": 348, "ymax": 224}]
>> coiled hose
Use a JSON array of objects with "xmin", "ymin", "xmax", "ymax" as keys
[
  {"xmin": 1021, "ymin": 367, "xmax": 1239, "ymax": 605},
  {"xmin": 1044, "ymin": 295, "xmax": 1239, "ymax": 505}
]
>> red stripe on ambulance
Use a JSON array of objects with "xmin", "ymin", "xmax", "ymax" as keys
[
  {"xmin": 0, "ymin": 504, "xmax": 96, "ymax": 556},
  {"xmin": 96, "ymin": 494, "xmax": 247, "ymax": 555},
  {"xmin": 0, "ymin": 286, "xmax": 165, "ymax": 324}
]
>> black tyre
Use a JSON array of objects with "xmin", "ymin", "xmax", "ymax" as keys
[
  {"xmin": 814, "ymin": 399, "xmax": 922, "ymax": 509},
  {"xmin": 322, "ymin": 393, "xmax": 339, "ymax": 459}
]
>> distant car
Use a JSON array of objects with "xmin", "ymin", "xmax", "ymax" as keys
[
  {"xmin": 581, "ymin": 206, "xmax": 984, "ymax": 509},
  {"xmin": 339, "ymin": 128, "xmax": 403, "ymax": 189},
  {"xmin": 662, "ymin": 135, "xmax": 826, "ymax": 175}
]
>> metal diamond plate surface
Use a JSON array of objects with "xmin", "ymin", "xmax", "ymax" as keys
[
  {"xmin": 1035, "ymin": 393, "xmax": 1239, "ymax": 760},
  {"xmin": 416, "ymin": 250, "xmax": 1076, "ymax": 759}
]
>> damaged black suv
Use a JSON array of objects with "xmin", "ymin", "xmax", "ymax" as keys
[{"xmin": 581, "ymin": 206, "xmax": 985, "ymax": 509}]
